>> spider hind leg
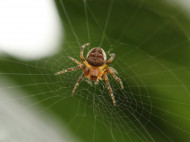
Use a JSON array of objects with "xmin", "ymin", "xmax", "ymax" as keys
[
  {"xmin": 104, "ymin": 67, "xmax": 124, "ymax": 89},
  {"xmin": 72, "ymin": 74, "xmax": 85, "ymax": 96},
  {"xmin": 95, "ymin": 80, "xmax": 99, "ymax": 85},
  {"xmin": 103, "ymin": 75, "xmax": 116, "ymax": 106},
  {"xmin": 87, "ymin": 80, "xmax": 92, "ymax": 85}
]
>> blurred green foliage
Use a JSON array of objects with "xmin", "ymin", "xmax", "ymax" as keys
[{"xmin": 1, "ymin": 0, "xmax": 190, "ymax": 141}]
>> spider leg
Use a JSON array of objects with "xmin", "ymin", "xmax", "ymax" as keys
[
  {"xmin": 101, "ymin": 53, "xmax": 115, "ymax": 69},
  {"xmin": 55, "ymin": 65, "xmax": 82, "ymax": 75},
  {"xmin": 68, "ymin": 56, "xmax": 83, "ymax": 65},
  {"xmin": 95, "ymin": 80, "xmax": 99, "ymax": 85},
  {"xmin": 87, "ymin": 80, "xmax": 92, "ymax": 85},
  {"xmin": 80, "ymin": 43, "xmax": 91, "ymax": 67},
  {"xmin": 72, "ymin": 73, "xmax": 85, "ymax": 96},
  {"xmin": 104, "ymin": 67, "xmax": 124, "ymax": 89},
  {"xmin": 103, "ymin": 75, "xmax": 116, "ymax": 106}
]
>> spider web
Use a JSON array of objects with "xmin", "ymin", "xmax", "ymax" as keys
[{"xmin": 1, "ymin": 0, "xmax": 190, "ymax": 141}]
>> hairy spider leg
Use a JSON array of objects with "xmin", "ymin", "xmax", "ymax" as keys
[
  {"xmin": 95, "ymin": 79, "xmax": 99, "ymax": 85},
  {"xmin": 80, "ymin": 43, "xmax": 91, "ymax": 68},
  {"xmin": 103, "ymin": 75, "xmax": 116, "ymax": 106},
  {"xmin": 68, "ymin": 56, "xmax": 83, "ymax": 65},
  {"xmin": 55, "ymin": 65, "xmax": 81, "ymax": 75},
  {"xmin": 101, "ymin": 53, "xmax": 115, "ymax": 69},
  {"xmin": 72, "ymin": 73, "xmax": 85, "ymax": 96},
  {"xmin": 87, "ymin": 80, "xmax": 92, "ymax": 85},
  {"xmin": 103, "ymin": 67, "xmax": 124, "ymax": 89}
]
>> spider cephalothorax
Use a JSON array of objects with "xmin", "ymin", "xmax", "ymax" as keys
[{"xmin": 55, "ymin": 43, "xmax": 123, "ymax": 106}]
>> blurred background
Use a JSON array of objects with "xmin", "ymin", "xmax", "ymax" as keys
[{"xmin": 0, "ymin": 0, "xmax": 190, "ymax": 141}]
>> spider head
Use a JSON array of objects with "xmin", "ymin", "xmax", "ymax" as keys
[{"xmin": 86, "ymin": 48, "xmax": 107, "ymax": 67}]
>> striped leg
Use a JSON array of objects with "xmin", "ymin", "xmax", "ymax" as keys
[
  {"xmin": 101, "ymin": 53, "xmax": 115, "ymax": 69},
  {"xmin": 95, "ymin": 80, "xmax": 99, "ymax": 85},
  {"xmin": 107, "ymin": 53, "xmax": 115, "ymax": 64},
  {"xmin": 103, "ymin": 75, "xmax": 116, "ymax": 106},
  {"xmin": 68, "ymin": 56, "xmax": 82, "ymax": 65},
  {"xmin": 80, "ymin": 43, "xmax": 90, "ymax": 67},
  {"xmin": 88, "ymin": 80, "xmax": 92, "ymax": 85},
  {"xmin": 72, "ymin": 74, "xmax": 85, "ymax": 96},
  {"xmin": 106, "ymin": 67, "xmax": 124, "ymax": 89},
  {"xmin": 55, "ymin": 65, "xmax": 81, "ymax": 75}
]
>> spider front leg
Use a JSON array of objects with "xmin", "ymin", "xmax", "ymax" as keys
[
  {"xmin": 101, "ymin": 53, "xmax": 115, "ymax": 69},
  {"xmin": 80, "ymin": 43, "xmax": 90, "ymax": 67},
  {"xmin": 55, "ymin": 65, "xmax": 82, "ymax": 75},
  {"xmin": 103, "ymin": 75, "xmax": 116, "ymax": 106},
  {"xmin": 68, "ymin": 56, "xmax": 83, "ymax": 65}
]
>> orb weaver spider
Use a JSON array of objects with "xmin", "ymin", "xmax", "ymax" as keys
[{"xmin": 55, "ymin": 43, "xmax": 123, "ymax": 106}]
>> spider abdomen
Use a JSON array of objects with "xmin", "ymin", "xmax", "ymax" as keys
[{"xmin": 86, "ymin": 48, "xmax": 107, "ymax": 67}]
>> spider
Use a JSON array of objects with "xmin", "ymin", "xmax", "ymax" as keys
[{"xmin": 55, "ymin": 43, "xmax": 123, "ymax": 106}]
